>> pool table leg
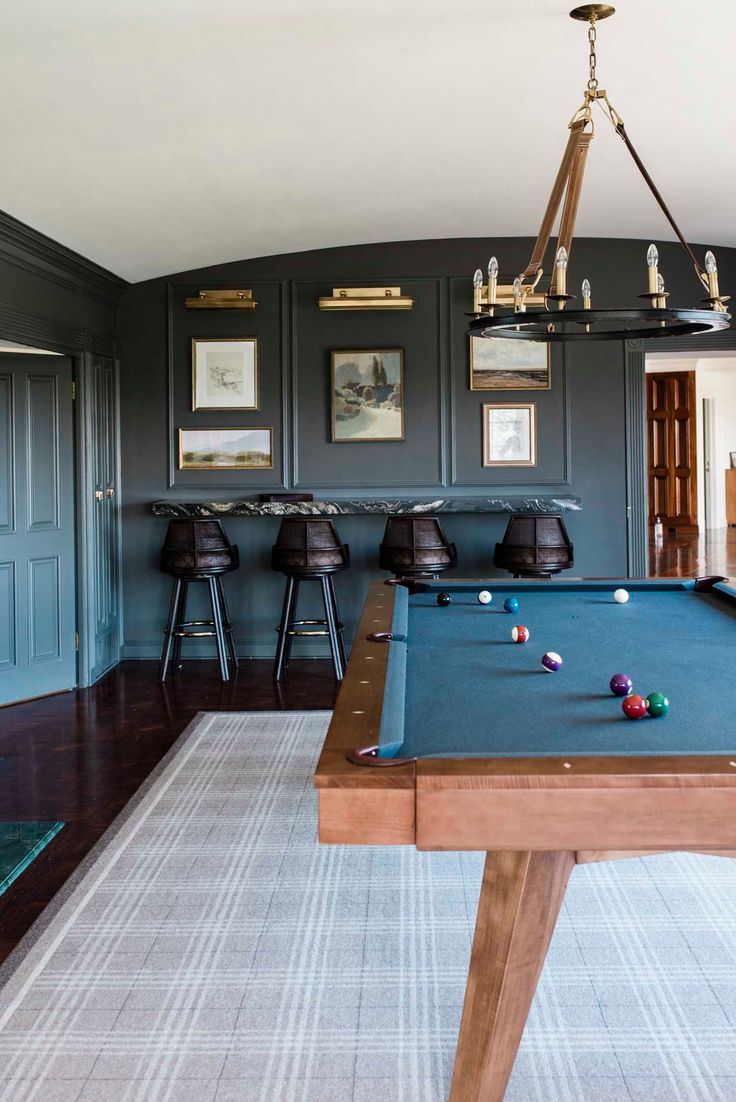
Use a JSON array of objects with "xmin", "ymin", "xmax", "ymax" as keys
[{"xmin": 449, "ymin": 849, "xmax": 575, "ymax": 1102}]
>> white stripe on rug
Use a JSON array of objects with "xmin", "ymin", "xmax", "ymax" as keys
[{"xmin": 0, "ymin": 711, "xmax": 735, "ymax": 1102}]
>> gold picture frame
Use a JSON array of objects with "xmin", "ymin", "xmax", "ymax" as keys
[
  {"xmin": 482, "ymin": 403, "xmax": 537, "ymax": 467},
  {"xmin": 178, "ymin": 427, "xmax": 273, "ymax": 470},
  {"xmin": 330, "ymin": 349, "xmax": 405, "ymax": 443},
  {"xmin": 191, "ymin": 337, "xmax": 259, "ymax": 411},
  {"xmin": 469, "ymin": 337, "xmax": 550, "ymax": 391}
]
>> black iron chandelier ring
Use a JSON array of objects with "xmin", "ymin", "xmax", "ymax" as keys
[{"xmin": 467, "ymin": 307, "xmax": 731, "ymax": 344}]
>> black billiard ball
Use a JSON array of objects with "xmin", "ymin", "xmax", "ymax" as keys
[{"xmin": 437, "ymin": 592, "xmax": 451, "ymax": 607}]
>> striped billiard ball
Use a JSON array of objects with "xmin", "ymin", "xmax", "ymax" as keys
[
  {"xmin": 511, "ymin": 625, "xmax": 529, "ymax": 644},
  {"xmin": 541, "ymin": 651, "xmax": 562, "ymax": 672}
]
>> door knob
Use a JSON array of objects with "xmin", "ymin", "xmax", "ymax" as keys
[
  {"xmin": 106, "ymin": 487, "xmax": 115, "ymax": 499},
  {"xmin": 95, "ymin": 490, "xmax": 104, "ymax": 502}
]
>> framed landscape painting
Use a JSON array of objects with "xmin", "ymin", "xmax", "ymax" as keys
[
  {"xmin": 178, "ymin": 427, "xmax": 273, "ymax": 469},
  {"xmin": 482, "ymin": 403, "xmax": 536, "ymax": 467},
  {"xmin": 192, "ymin": 338, "xmax": 258, "ymax": 410},
  {"xmin": 331, "ymin": 349, "xmax": 404, "ymax": 442},
  {"xmin": 470, "ymin": 337, "xmax": 550, "ymax": 390}
]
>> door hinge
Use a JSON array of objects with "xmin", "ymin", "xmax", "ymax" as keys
[
  {"xmin": 71, "ymin": 381, "xmax": 77, "ymax": 400},
  {"xmin": 74, "ymin": 632, "xmax": 79, "ymax": 651}
]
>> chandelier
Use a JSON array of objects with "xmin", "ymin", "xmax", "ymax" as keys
[{"xmin": 468, "ymin": 4, "xmax": 731, "ymax": 343}]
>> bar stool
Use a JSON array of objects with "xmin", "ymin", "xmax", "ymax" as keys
[
  {"xmin": 159, "ymin": 519, "xmax": 239, "ymax": 682},
  {"xmin": 493, "ymin": 514, "xmax": 574, "ymax": 579},
  {"xmin": 271, "ymin": 518, "xmax": 349, "ymax": 681},
  {"xmin": 378, "ymin": 516, "xmax": 457, "ymax": 578}
]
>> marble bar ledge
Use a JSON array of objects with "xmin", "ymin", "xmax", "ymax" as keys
[{"xmin": 152, "ymin": 496, "xmax": 582, "ymax": 518}]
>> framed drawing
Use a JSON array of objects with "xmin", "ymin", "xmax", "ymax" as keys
[
  {"xmin": 482, "ymin": 403, "xmax": 537, "ymax": 467},
  {"xmin": 331, "ymin": 349, "xmax": 404, "ymax": 442},
  {"xmin": 178, "ymin": 427, "xmax": 273, "ymax": 469},
  {"xmin": 470, "ymin": 337, "xmax": 550, "ymax": 390},
  {"xmin": 192, "ymin": 338, "xmax": 258, "ymax": 410}
]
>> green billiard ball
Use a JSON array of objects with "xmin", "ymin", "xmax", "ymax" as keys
[{"xmin": 646, "ymin": 691, "xmax": 670, "ymax": 718}]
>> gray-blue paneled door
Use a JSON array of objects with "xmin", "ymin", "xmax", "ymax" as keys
[{"xmin": 0, "ymin": 354, "xmax": 76, "ymax": 705}]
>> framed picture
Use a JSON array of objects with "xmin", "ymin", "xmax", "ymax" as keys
[
  {"xmin": 331, "ymin": 349, "xmax": 404, "ymax": 442},
  {"xmin": 178, "ymin": 427, "xmax": 273, "ymax": 469},
  {"xmin": 470, "ymin": 337, "xmax": 550, "ymax": 390},
  {"xmin": 192, "ymin": 338, "xmax": 258, "ymax": 411},
  {"xmin": 482, "ymin": 403, "xmax": 537, "ymax": 467}
]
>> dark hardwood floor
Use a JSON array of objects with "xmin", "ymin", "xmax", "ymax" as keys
[
  {"xmin": 0, "ymin": 527, "xmax": 734, "ymax": 965},
  {"xmin": 648, "ymin": 525, "xmax": 736, "ymax": 579},
  {"xmin": 0, "ymin": 660, "xmax": 338, "ymax": 963}
]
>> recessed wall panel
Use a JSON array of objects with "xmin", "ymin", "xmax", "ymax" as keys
[
  {"xmin": 0, "ymin": 375, "xmax": 13, "ymax": 534},
  {"xmin": 0, "ymin": 562, "xmax": 16, "ymax": 669},
  {"xmin": 29, "ymin": 556, "xmax": 60, "ymax": 663},
  {"xmin": 26, "ymin": 375, "xmax": 60, "ymax": 530}
]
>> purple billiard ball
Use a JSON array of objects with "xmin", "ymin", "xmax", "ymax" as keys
[
  {"xmin": 541, "ymin": 651, "xmax": 562, "ymax": 672},
  {"xmin": 610, "ymin": 673, "xmax": 633, "ymax": 697}
]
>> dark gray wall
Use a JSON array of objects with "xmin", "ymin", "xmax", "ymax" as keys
[{"xmin": 119, "ymin": 237, "xmax": 736, "ymax": 658}]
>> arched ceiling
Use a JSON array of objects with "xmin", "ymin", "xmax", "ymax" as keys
[{"xmin": 1, "ymin": 0, "xmax": 733, "ymax": 282}]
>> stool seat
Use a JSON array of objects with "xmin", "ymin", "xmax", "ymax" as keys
[
  {"xmin": 379, "ymin": 515, "xmax": 456, "ymax": 578},
  {"xmin": 493, "ymin": 514, "xmax": 574, "ymax": 579},
  {"xmin": 159, "ymin": 519, "xmax": 239, "ymax": 681},
  {"xmin": 271, "ymin": 518, "xmax": 348, "ymax": 681}
]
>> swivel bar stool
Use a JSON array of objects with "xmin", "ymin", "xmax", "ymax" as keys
[
  {"xmin": 159, "ymin": 519, "xmax": 239, "ymax": 682},
  {"xmin": 378, "ymin": 515, "xmax": 457, "ymax": 579},
  {"xmin": 271, "ymin": 518, "xmax": 349, "ymax": 681},
  {"xmin": 493, "ymin": 514, "xmax": 574, "ymax": 579}
]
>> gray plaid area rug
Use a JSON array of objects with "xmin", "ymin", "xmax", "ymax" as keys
[{"xmin": 1, "ymin": 712, "xmax": 736, "ymax": 1102}]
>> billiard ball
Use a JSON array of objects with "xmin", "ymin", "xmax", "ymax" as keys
[
  {"xmin": 511, "ymin": 625, "xmax": 529, "ymax": 644},
  {"xmin": 541, "ymin": 651, "xmax": 562, "ymax": 672},
  {"xmin": 478, "ymin": 590, "xmax": 492, "ymax": 605},
  {"xmin": 504, "ymin": 597, "xmax": 520, "ymax": 614},
  {"xmin": 609, "ymin": 673, "xmax": 633, "ymax": 697},
  {"xmin": 437, "ymin": 592, "xmax": 451, "ymax": 607},
  {"xmin": 622, "ymin": 693, "xmax": 648, "ymax": 719},
  {"xmin": 646, "ymin": 691, "xmax": 670, "ymax": 718},
  {"xmin": 613, "ymin": 588, "xmax": 630, "ymax": 604}
]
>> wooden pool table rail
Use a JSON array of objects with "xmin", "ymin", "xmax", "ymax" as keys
[{"xmin": 315, "ymin": 580, "xmax": 736, "ymax": 852}]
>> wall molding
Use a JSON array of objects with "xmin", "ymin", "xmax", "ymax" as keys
[
  {"xmin": 624, "ymin": 339, "xmax": 648, "ymax": 577},
  {"xmin": 0, "ymin": 208, "xmax": 127, "ymax": 306},
  {"xmin": 0, "ymin": 299, "xmax": 116, "ymax": 356}
]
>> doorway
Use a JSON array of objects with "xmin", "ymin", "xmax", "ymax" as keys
[
  {"xmin": 0, "ymin": 348, "xmax": 77, "ymax": 705},
  {"xmin": 646, "ymin": 351, "xmax": 736, "ymax": 579}
]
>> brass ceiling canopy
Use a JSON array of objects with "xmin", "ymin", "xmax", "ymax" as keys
[{"xmin": 468, "ymin": 6, "xmax": 730, "ymax": 343}]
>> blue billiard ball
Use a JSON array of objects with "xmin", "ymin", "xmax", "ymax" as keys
[{"xmin": 504, "ymin": 597, "xmax": 520, "ymax": 614}]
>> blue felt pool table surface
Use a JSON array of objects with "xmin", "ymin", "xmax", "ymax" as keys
[{"xmin": 377, "ymin": 579, "xmax": 736, "ymax": 760}]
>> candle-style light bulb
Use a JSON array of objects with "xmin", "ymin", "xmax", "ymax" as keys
[
  {"xmin": 472, "ymin": 268, "xmax": 483, "ymax": 312},
  {"xmin": 487, "ymin": 257, "xmax": 498, "ymax": 306},
  {"xmin": 581, "ymin": 278, "xmax": 591, "ymax": 309},
  {"xmin": 647, "ymin": 243, "xmax": 659, "ymax": 293},
  {"xmin": 554, "ymin": 246, "xmax": 568, "ymax": 296},
  {"xmin": 513, "ymin": 277, "xmax": 523, "ymax": 311},
  {"xmin": 704, "ymin": 250, "xmax": 721, "ymax": 301},
  {"xmin": 656, "ymin": 273, "xmax": 666, "ymax": 309}
]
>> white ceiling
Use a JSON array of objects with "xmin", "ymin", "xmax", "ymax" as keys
[{"xmin": 2, "ymin": 0, "xmax": 734, "ymax": 282}]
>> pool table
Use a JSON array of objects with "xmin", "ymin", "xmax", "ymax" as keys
[{"xmin": 314, "ymin": 577, "xmax": 736, "ymax": 1102}]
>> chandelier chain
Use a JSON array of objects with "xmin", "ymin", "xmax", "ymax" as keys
[{"xmin": 587, "ymin": 19, "xmax": 598, "ymax": 90}]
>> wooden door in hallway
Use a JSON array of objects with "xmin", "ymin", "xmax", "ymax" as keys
[{"xmin": 647, "ymin": 370, "xmax": 698, "ymax": 532}]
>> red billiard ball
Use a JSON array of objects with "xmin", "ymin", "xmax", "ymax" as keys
[
  {"xmin": 622, "ymin": 693, "xmax": 648, "ymax": 720},
  {"xmin": 511, "ymin": 625, "xmax": 529, "ymax": 644}
]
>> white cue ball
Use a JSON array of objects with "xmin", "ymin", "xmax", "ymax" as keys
[
  {"xmin": 613, "ymin": 588, "xmax": 630, "ymax": 604},
  {"xmin": 478, "ymin": 590, "xmax": 492, "ymax": 605}
]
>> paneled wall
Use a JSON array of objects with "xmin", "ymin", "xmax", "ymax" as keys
[{"xmin": 119, "ymin": 236, "xmax": 736, "ymax": 658}]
